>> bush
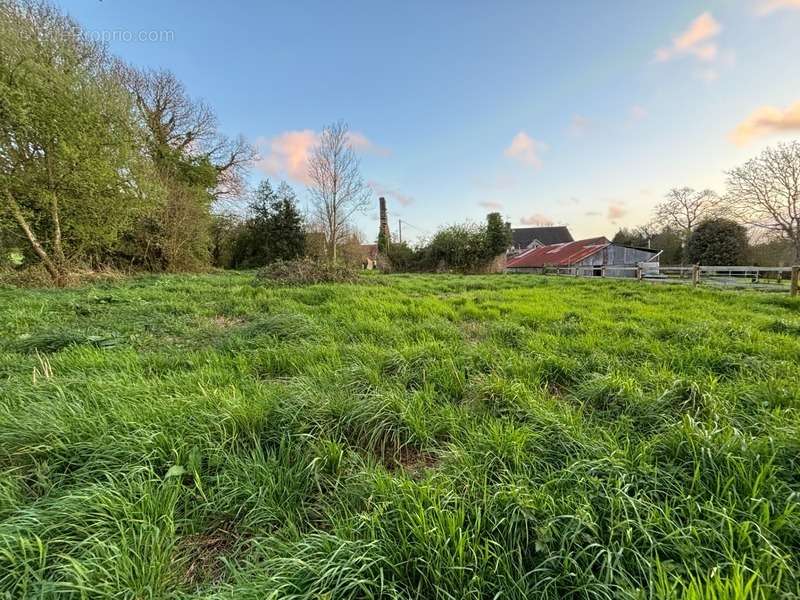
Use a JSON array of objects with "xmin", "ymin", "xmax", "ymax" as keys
[
  {"xmin": 687, "ymin": 218, "xmax": 749, "ymax": 265},
  {"xmin": 426, "ymin": 223, "xmax": 488, "ymax": 271},
  {"xmin": 254, "ymin": 257, "xmax": 361, "ymax": 286}
]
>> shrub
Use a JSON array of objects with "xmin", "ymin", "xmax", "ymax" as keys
[
  {"xmin": 687, "ymin": 218, "xmax": 749, "ymax": 265},
  {"xmin": 254, "ymin": 257, "xmax": 361, "ymax": 286}
]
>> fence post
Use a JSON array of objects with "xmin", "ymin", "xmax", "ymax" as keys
[
  {"xmin": 601, "ymin": 266, "xmax": 606, "ymax": 278},
  {"xmin": 636, "ymin": 265, "xmax": 643, "ymax": 281},
  {"xmin": 791, "ymin": 265, "xmax": 800, "ymax": 297},
  {"xmin": 692, "ymin": 264, "xmax": 700, "ymax": 287}
]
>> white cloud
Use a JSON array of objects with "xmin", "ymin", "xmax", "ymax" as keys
[
  {"xmin": 368, "ymin": 181, "xmax": 414, "ymax": 207},
  {"xmin": 730, "ymin": 100, "xmax": 800, "ymax": 145},
  {"xmin": 504, "ymin": 131, "xmax": 547, "ymax": 169},
  {"xmin": 520, "ymin": 213, "xmax": 554, "ymax": 226},
  {"xmin": 478, "ymin": 200, "xmax": 504, "ymax": 210},
  {"xmin": 755, "ymin": 0, "xmax": 800, "ymax": 15},
  {"xmin": 568, "ymin": 115, "xmax": 591, "ymax": 137},
  {"xmin": 654, "ymin": 12, "xmax": 722, "ymax": 63}
]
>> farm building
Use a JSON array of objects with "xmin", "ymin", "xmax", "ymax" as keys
[
  {"xmin": 510, "ymin": 226, "xmax": 573, "ymax": 252},
  {"xmin": 506, "ymin": 236, "xmax": 660, "ymax": 277}
]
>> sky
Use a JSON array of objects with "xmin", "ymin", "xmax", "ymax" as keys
[{"xmin": 58, "ymin": 0, "xmax": 800, "ymax": 242}]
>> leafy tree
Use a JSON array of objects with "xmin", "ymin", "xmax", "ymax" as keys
[
  {"xmin": 612, "ymin": 228, "xmax": 648, "ymax": 247},
  {"xmin": 650, "ymin": 228, "xmax": 684, "ymax": 265},
  {"xmin": 0, "ymin": 0, "xmax": 156, "ymax": 283},
  {"xmin": 485, "ymin": 212, "xmax": 512, "ymax": 257},
  {"xmin": 229, "ymin": 180, "xmax": 305, "ymax": 268},
  {"xmin": 749, "ymin": 237, "xmax": 793, "ymax": 267},
  {"xmin": 687, "ymin": 218, "xmax": 749, "ymax": 265}
]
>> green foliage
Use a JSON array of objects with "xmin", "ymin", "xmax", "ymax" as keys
[
  {"xmin": 10, "ymin": 330, "xmax": 121, "ymax": 353},
  {"xmin": 226, "ymin": 180, "xmax": 306, "ymax": 269},
  {"xmin": 386, "ymin": 241, "xmax": 423, "ymax": 271},
  {"xmin": 392, "ymin": 213, "xmax": 511, "ymax": 273},
  {"xmin": 484, "ymin": 212, "xmax": 512, "ymax": 257},
  {"xmin": 688, "ymin": 218, "xmax": 749, "ymax": 265},
  {"xmin": 0, "ymin": 0, "xmax": 158, "ymax": 278},
  {"xmin": 749, "ymin": 237, "xmax": 794, "ymax": 267},
  {"xmin": 2, "ymin": 272, "xmax": 799, "ymax": 597},
  {"xmin": 613, "ymin": 226, "xmax": 684, "ymax": 265},
  {"xmin": 426, "ymin": 222, "xmax": 488, "ymax": 271},
  {"xmin": 377, "ymin": 228, "xmax": 389, "ymax": 256}
]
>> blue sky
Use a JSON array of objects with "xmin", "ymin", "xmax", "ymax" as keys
[{"xmin": 59, "ymin": 0, "xmax": 800, "ymax": 241}]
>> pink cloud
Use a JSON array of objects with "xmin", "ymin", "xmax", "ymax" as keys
[
  {"xmin": 756, "ymin": 0, "xmax": 800, "ymax": 15},
  {"xmin": 478, "ymin": 200, "xmax": 504, "ymax": 210},
  {"xmin": 520, "ymin": 213, "xmax": 554, "ymax": 226},
  {"xmin": 730, "ymin": 100, "xmax": 800, "ymax": 145},
  {"xmin": 607, "ymin": 203, "xmax": 627, "ymax": 221},
  {"xmin": 504, "ymin": 131, "xmax": 546, "ymax": 169},
  {"xmin": 568, "ymin": 115, "xmax": 591, "ymax": 137},
  {"xmin": 654, "ymin": 12, "xmax": 721, "ymax": 63},
  {"xmin": 347, "ymin": 131, "xmax": 392, "ymax": 156},
  {"xmin": 257, "ymin": 129, "xmax": 388, "ymax": 184},
  {"xmin": 256, "ymin": 130, "xmax": 317, "ymax": 184},
  {"xmin": 368, "ymin": 181, "xmax": 414, "ymax": 207},
  {"xmin": 630, "ymin": 105, "xmax": 648, "ymax": 121}
]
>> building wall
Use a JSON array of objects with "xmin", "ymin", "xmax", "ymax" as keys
[{"xmin": 506, "ymin": 244, "xmax": 659, "ymax": 277}]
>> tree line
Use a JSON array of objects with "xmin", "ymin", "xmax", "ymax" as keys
[
  {"xmin": 614, "ymin": 141, "xmax": 800, "ymax": 267},
  {"xmin": 0, "ymin": 1, "xmax": 375, "ymax": 284},
  {"xmin": 4, "ymin": 0, "xmax": 799, "ymax": 284}
]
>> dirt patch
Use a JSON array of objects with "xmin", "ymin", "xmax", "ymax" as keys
[
  {"xmin": 386, "ymin": 446, "xmax": 440, "ymax": 479},
  {"xmin": 210, "ymin": 315, "xmax": 246, "ymax": 329},
  {"xmin": 175, "ymin": 523, "xmax": 240, "ymax": 586},
  {"xmin": 460, "ymin": 321, "xmax": 485, "ymax": 344}
]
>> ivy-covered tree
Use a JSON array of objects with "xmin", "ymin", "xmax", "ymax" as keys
[{"xmin": 119, "ymin": 67, "xmax": 253, "ymax": 271}]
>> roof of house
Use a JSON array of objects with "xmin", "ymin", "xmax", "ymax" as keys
[
  {"xmin": 511, "ymin": 226, "xmax": 573, "ymax": 248},
  {"xmin": 506, "ymin": 237, "xmax": 610, "ymax": 268}
]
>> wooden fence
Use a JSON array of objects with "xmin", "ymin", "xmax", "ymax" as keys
[{"xmin": 527, "ymin": 264, "xmax": 800, "ymax": 296}]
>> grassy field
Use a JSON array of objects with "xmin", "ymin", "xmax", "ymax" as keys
[{"xmin": 1, "ymin": 272, "xmax": 799, "ymax": 599}]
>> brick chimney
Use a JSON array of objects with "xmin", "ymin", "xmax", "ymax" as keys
[{"xmin": 378, "ymin": 197, "xmax": 390, "ymax": 252}]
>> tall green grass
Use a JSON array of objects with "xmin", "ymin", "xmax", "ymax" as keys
[{"xmin": 1, "ymin": 272, "xmax": 798, "ymax": 598}]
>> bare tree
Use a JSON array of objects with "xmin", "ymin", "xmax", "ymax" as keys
[
  {"xmin": 307, "ymin": 121, "xmax": 372, "ymax": 261},
  {"xmin": 653, "ymin": 188, "xmax": 720, "ymax": 263},
  {"xmin": 726, "ymin": 141, "xmax": 800, "ymax": 262},
  {"xmin": 654, "ymin": 188, "xmax": 720, "ymax": 236}
]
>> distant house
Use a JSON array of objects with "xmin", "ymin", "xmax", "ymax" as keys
[
  {"xmin": 358, "ymin": 244, "xmax": 379, "ymax": 269},
  {"xmin": 510, "ymin": 226, "xmax": 574, "ymax": 252},
  {"xmin": 506, "ymin": 236, "xmax": 661, "ymax": 277}
]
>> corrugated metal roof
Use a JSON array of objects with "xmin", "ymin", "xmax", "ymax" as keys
[{"xmin": 506, "ymin": 237, "xmax": 610, "ymax": 268}]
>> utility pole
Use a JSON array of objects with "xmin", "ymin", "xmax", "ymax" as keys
[{"xmin": 398, "ymin": 219, "xmax": 402, "ymax": 244}]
